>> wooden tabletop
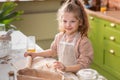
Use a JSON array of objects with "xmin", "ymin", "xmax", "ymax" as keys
[
  {"xmin": 86, "ymin": 9, "xmax": 120, "ymax": 24},
  {"xmin": 105, "ymin": 11, "xmax": 120, "ymax": 20}
]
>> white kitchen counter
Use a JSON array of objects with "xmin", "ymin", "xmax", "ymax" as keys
[{"xmin": 0, "ymin": 31, "xmax": 43, "ymax": 80}]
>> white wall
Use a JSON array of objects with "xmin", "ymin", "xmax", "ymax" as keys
[
  {"xmin": 12, "ymin": 0, "xmax": 61, "ymax": 49},
  {"xmin": 14, "ymin": 12, "xmax": 58, "ymax": 40}
]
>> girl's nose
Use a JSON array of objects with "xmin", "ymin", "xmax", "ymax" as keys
[{"xmin": 66, "ymin": 22, "xmax": 70, "ymax": 27}]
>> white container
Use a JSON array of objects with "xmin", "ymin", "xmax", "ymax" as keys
[
  {"xmin": 0, "ymin": 39, "xmax": 11, "ymax": 58},
  {"xmin": 97, "ymin": 75, "xmax": 107, "ymax": 80},
  {"xmin": 26, "ymin": 36, "xmax": 36, "ymax": 52},
  {"xmin": 76, "ymin": 68, "xmax": 98, "ymax": 80}
]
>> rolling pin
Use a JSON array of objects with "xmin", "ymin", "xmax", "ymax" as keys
[
  {"xmin": 25, "ymin": 56, "xmax": 32, "ymax": 68},
  {"xmin": 8, "ymin": 71, "xmax": 15, "ymax": 80}
]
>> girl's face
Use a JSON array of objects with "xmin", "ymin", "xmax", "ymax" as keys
[{"xmin": 61, "ymin": 12, "xmax": 80, "ymax": 35}]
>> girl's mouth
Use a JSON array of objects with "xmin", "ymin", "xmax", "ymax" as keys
[{"xmin": 65, "ymin": 28, "xmax": 72, "ymax": 30}]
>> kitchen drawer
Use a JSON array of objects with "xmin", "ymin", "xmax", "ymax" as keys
[
  {"xmin": 89, "ymin": 15, "xmax": 120, "ymax": 31},
  {"xmin": 104, "ymin": 27, "xmax": 120, "ymax": 44},
  {"xmin": 104, "ymin": 20, "xmax": 120, "ymax": 31},
  {"xmin": 89, "ymin": 16, "xmax": 103, "ymax": 23},
  {"xmin": 103, "ymin": 39, "xmax": 120, "ymax": 57},
  {"xmin": 103, "ymin": 40, "xmax": 120, "ymax": 79}
]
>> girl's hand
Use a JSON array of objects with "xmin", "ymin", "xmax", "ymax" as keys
[
  {"xmin": 24, "ymin": 52, "xmax": 37, "ymax": 58},
  {"xmin": 53, "ymin": 61, "xmax": 66, "ymax": 72}
]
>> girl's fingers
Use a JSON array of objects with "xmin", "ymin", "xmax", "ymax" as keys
[
  {"xmin": 24, "ymin": 52, "xmax": 28, "ymax": 57},
  {"xmin": 24, "ymin": 52, "xmax": 32, "ymax": 57},
  {"xmin": 53, "ymin": 61, "xmax": 65, "ymax": 71}
]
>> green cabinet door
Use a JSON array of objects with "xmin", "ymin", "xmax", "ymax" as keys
[
  {"xmin": 103, "ymin": 21, "xmax": 120, "ymax": 79},
  {"xmin": 88, "ymin": 16, "xmax": 104, "ymax": 65},
  {"xmin": 88, "ymin": 15, "xmax": 120, "ymax": 80}
]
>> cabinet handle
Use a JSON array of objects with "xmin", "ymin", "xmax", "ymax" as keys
[
  {"xmin": 109, "ymin": 49, "xmax": 115, "ymax": 54},
  {"xmin": 90, "ymin": 17, "xmax": 94, "ymax": 20},
  {"xmin": 110, "ymin": 23, "xmax": 116, "ymax": 27},
  {"xmin": 109, "ymin": 36, "xmax": 115, "ymax": 41}
]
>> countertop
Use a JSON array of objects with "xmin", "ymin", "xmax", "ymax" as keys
[
  {"xmin": 105, "ymin": 11, "xmax": 120, "ymax": 20},
  {"xmin": 86, "ymin": 9, "xmax": 120, "ymax": 24},
  {"xmin": 0, "ymin": 31, "xmax": 43, "ymax": 80}
]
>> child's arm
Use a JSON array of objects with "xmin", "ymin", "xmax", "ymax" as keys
[
  {"xmin": 54, "ymin": 61, "xmax": 81, "ymax": 73},
  {"xmin": 65, "ymin": 64, "xmax": 81, "ymax": 73},
  {"xmin": 36, "ymin": 49, "xmax": 57, "ymax": 58},
  {"xmin": 24, "ymin": 49, "xmax": 57, "ymax": 58}
]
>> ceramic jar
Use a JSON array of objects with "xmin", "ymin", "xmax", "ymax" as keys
[{"xmin": 0, "ymin": 35, "xmax": 11, "ymax": 58}]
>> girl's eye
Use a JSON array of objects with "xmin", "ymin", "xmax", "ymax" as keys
[
  {"xmin": 63, "ymin": 20, "xmax": 67, "ymax": 23},
  {"xmin": 71, "ymin": 21, "xmax": 75, "ymax": 23}
]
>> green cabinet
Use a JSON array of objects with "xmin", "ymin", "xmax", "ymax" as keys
[{"xmin": 88, "ymin": 15, "xmax": 120, "ymax": 80}]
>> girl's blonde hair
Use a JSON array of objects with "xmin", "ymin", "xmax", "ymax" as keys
[{"xmin": 57, "ymin": 0, "xmax": 89, "ymax": 37}]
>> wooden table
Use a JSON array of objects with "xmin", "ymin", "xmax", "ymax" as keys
[{"xmin": 0, "ymin": 31, "xmax": 43, "ymax": 80}]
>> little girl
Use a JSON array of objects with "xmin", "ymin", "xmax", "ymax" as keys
[{"xmin": 24, "ymin": 0, "xmax": 93, "ymax": 78}]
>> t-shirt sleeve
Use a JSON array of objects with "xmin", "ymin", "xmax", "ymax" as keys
[
  {"xmin": 77, "ymin": 37, "xmax": 94, "ymax": 69},
  {"xmin": 50, "ymin": 35, "xmax": 58, "ymax": 53},
  {"xmin": 50, "ymin": 33, "xmax": 63, "ymax": 54}
]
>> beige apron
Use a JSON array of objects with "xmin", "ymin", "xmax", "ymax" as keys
[
  {"xmin": 58, "ymin": 33, "xmax": 79, "ymax": 80},
  {"xmin": 58, "ymin": 33, "xmax": 78, "ymax": 66}
]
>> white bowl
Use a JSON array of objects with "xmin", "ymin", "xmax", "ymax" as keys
[{"xmin": 76, "ymin": 68, "xmax": 98, "ymax": 80}]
